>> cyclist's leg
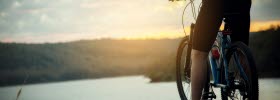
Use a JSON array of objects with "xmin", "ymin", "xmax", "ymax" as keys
[
  {"xmin": 191, "ymin": 0, "xmax": 223, "ymax": 99},
  {"xmin": 227, "ymin": 0, "xmax": 252, "ymax": 45},
  {"xmin": 191, "ymin": 50, "xmax": 208, "ymax": 100}
]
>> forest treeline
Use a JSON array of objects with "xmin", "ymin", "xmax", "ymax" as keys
[
  {"xmin": 0, "ymin": 26, "xmax": 279, "ymax": 86},
  {"xmin": 0, "ymin": 38, "xmax": 179, "ymax": 86}
]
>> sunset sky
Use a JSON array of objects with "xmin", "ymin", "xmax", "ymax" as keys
[{"xmin": 0, "ymin": 0, "xmax": 279, "ymax": 43}]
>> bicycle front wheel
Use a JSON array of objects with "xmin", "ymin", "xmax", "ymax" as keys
[
  {"xmin": 221, "ymin": 41, "xmax": 259, "ymax": 100},
  {"xmin": 176, "ymin": 36, "xmax": 192, "ymax": 100}
]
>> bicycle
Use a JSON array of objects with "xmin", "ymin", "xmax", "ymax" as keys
[{"xmin": 176, "ymin": 13, "xmax": 259, "ymax": 99}]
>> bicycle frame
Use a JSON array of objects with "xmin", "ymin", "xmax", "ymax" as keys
[
  {"xmin": 208, "ymin": 29, "xmax": 230, "ymax": 87},
  {"xmin": 207, "ymin": 19, "xmax": 249, "ymax": 89}
]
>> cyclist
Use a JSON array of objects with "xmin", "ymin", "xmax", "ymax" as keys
[{"xmin": 190, "ymin": 0, "xmax": 251, "ymax": 99}]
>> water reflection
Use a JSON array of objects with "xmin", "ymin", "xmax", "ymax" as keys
[{"xmin": 0, "ymin": 76, "xmax": 279, "ymax": 100}]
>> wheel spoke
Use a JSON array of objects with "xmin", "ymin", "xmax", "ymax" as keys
[{"xmin": 224, "ymin": 43, "xmax": 258, "ymax": 100}]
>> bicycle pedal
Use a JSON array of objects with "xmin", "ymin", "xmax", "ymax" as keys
[{"xmin": 202, "ymin": 92, "xmax": 216, "ymax": 99}]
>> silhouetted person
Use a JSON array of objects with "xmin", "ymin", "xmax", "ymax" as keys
[{"xmin": 191, "ymin": 0, "xmax": 251, "ymax": 99}]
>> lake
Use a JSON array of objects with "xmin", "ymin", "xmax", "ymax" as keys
[{"xmin": 0, "ymin": 76, "xmax": 279, "ymax": 100}]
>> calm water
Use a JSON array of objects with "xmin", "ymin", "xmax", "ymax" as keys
[{"xmin": 0, "ymin": 76, "xmax": 279, "ymax": 100}]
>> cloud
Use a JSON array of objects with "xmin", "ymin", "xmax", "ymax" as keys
[
  {"xmin": 12, "ymin": 1, "xmax": 22, "ymax": 8},
  {"xmin": 0, "ymin": 0, "xmax": 279, "ymax": 43},
  {"xmin": 251, "ymin": 0, "xmax": 280, "ymax": 21}
]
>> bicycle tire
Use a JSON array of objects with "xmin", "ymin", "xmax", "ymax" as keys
[
  {"xmin": 221, "ymin": 41, "xmax": 259, "ymax": 100},
  {"xmin": 176, "ymin": 36, "xmax": 192, "ymax": 100}
]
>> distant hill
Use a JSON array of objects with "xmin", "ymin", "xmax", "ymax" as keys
[
  {"xmin": 0, "ymin": 27, "xmax": 280, "ymax": 86},
  {"xmin": 0, "ymin": 39, "xmax": 179, "ymax": 86},
  {"xmin": 249, "ymin": 26, "xmax": 280, "ymax": 78}
]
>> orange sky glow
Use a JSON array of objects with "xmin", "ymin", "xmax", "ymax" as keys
[{"xmin": 116, "ymin": 20, "xmax": 280, "ymax": 40}]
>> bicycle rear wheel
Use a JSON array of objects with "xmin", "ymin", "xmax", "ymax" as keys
[{"xmin": 221, "ymin": 42, "xmax": 259, "ymax": 100}]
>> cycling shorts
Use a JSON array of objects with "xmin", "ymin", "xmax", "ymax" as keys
[{"xmin": 192, "ymin": 0, "xmax": 252, "ymax": 52}]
